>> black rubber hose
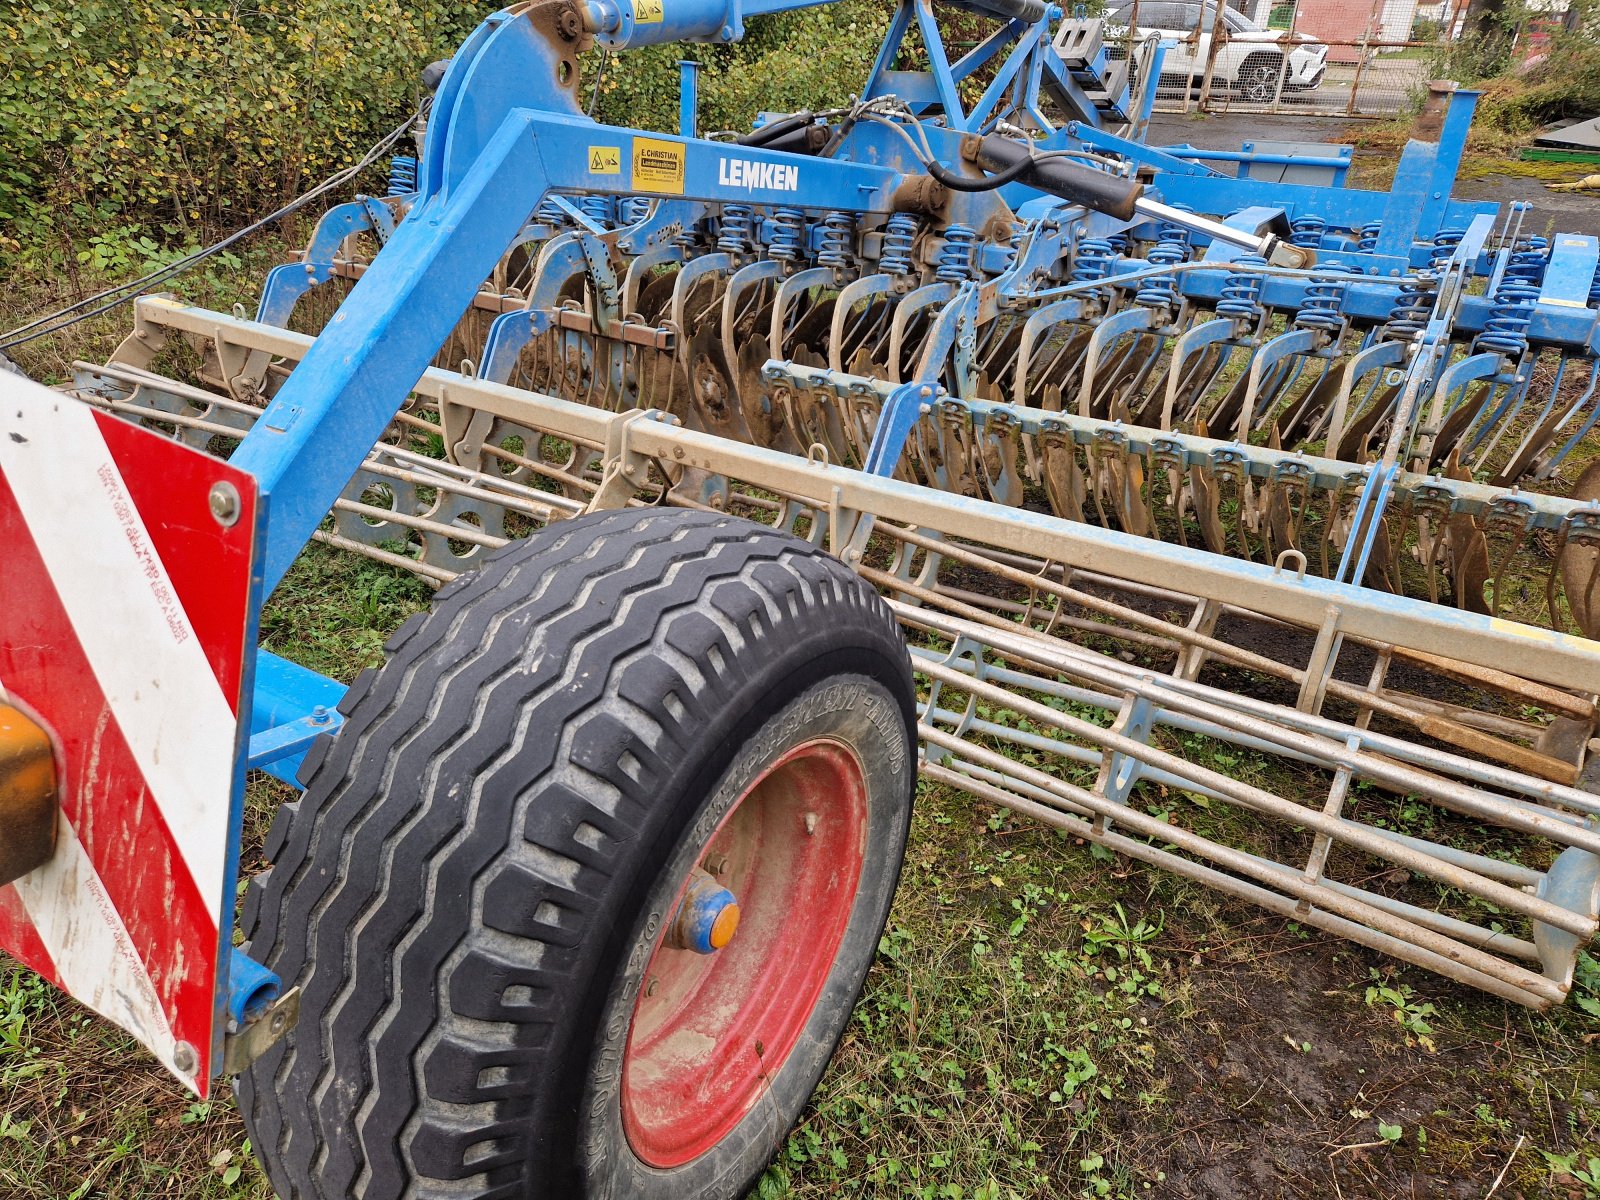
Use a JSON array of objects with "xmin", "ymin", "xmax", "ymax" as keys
[
  {"xmin": 924, "ymin": 154, "xmax": 1044, "ymax": 194},
  {"xmin": 755, "ymin": 125, "xmax": 831, "ymax": 156},
  {"xmin": 971, "ymin": 134, "xmax": 1144, "ymax": 220},
  {"xmin": 956, "ymin": 0, "xmax": 1049, "ymax": 22},
  {"xmin": 736, "ymin": 110, "xmax": 817, "ymax": 148}
]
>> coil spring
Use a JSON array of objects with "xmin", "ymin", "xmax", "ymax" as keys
[
  {"xmin": 1428, "ymin": 227, "xmax": 1465, "ymax": 272},
  {"xmin": 1504, "ymin": 241, "xmax": 1548, "ymax": 287},
  {"xmin": 676, "ymin": 217, "xmax": 709, "ymax": 255},
  {"xmin": 536, "ymin": 197, "xmax": 567, "ymax": 226},
  {"xmin": 1071, "ymin": 237, "xmax": 1116, "ymax": 284},
  {"xmin": 1134, "ymin": 239, "xmax": 1188, "ymax": 309},
  {"xmin": 817, "ymin": 211, "xmax": 856, "ymax": 269},
  {"xmin": 1385, "ymin": 274, "xmax": 1435, "ymax": 339},
  {"xmin": 1007, "ymin": 223, "xmax": 1027, "ymax": 267},
  {"xmin": 879, "ymin": 213, "xmax": 919, "ymax": 276},
  {"xmin": 768, "ymin": 207, "xmax": 806, "ymax": 262},
  {"xmin": 386, "ymin": 155, "xmax": 418, "ymax": 196},
  {"xmin": 580, "ymin": 195, "xmax": 616, "ymax": 229},
  {"xmin": 1476, "ymin": 278, "xmax": 1540, "ymax": 356},
  {"xmin": 621, "ymin": 197, "xmax": 652, "ymax": 225},
  {"xmin": 1357, "ymin": 222, "xmax": 1382, "ymax": 253},
  {"xmin": 1289, "ymin": 216, "xmax": 1326, "ymax": 249},
  {"xmin": 1590, "ymin": 261, "xmax": 1600, "ymax": 306},
  {"xmin": 1156, "ymin": 207, "xmax": 1194, "ymax": 249},
  {"xmin": 1294, "ymin": 268, "xmax": 1350, "ymax": 331},
  {"xmin": 1214, "ymin": 253, "xmax": 1267, "ymax": 320},
  {"xmin": 718, "ymin": 204, "xmax": 755, "ymax": 254},
  {"xmin": 935, "ymin": 223, "xmax": 976, "ymax": 283}
]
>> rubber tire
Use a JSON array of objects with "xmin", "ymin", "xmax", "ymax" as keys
[{"xmin": 238, "ymin": 507, "xmax": 916, "ymax": 1200}]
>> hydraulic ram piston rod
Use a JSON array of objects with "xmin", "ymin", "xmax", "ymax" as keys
[{"xmin": 1134, "ymin": 195, "xmax": 1313, "ymax": 267}]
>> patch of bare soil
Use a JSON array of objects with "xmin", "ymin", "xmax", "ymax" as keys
[{"xmin": 1109, "ymin": 930, "xmax": 1589, "ymax": 1199}]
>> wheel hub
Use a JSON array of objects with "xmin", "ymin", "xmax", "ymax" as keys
[{"xmin": 619, "ymin": 738, "xmax": 869, "ymax": 1168}]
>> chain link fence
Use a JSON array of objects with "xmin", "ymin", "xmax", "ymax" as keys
[{"xmin": 1110, "ymin": 0, "xmax": 1447, "ymax": 117}]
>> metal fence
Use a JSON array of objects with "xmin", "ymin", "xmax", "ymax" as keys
[{"xmin": 1115, "ymin": 0, "xmax": 1446, "ymax": 118}]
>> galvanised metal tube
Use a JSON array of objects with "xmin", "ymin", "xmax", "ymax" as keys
[
  {"xmin": 1241, "ymin": 853, "xmax": 1542, "ymax": 963},
  {"xmin": 938, "ymin": 744, "xmax": 1544, "ymax": 963},
  {"xmin": 916, "ymin": 657, "xmax": 1597, "ymax": 937},
  {"xmin": 869, "ymin": 557, "xmax": 1574, "ymax": 786},
  {"xmin": 917, "ymin": 648, "xmax": 1555, "ymax": 890},
  {"xmin": 911, "ymin": 646, "xmax": 1323, "ymax": 772},
  {"xmin": 919, "ymin": 734, "xmax": 1566, "ymax": 1005},
  {"xmin": 873, "ymin": 525, "xmax": 1588, "ymax": 787},
  {"xmin": 898, "ymin": 599, "xmax": 1600, "ymax": 825},
  {"xmin": 921, "ymin": 702, "xmax": 1238, "ymax": 801}
]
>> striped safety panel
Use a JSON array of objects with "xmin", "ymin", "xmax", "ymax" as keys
[{"xmin": 0, "ymin": 371, "xmax": 261, "ymax": 1095}]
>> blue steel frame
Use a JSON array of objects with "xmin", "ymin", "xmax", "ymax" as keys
[{"xmin": 217, "ymin": 0, "xmax": 1593, "ymax": 1056}]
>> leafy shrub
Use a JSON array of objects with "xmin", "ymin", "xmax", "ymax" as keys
[
  {"xmin": 583, "ymin": 1, "xmax": 891, "ymax": 132},
  {"xmin": 1, "ymin": 0, "xmax": 894, "ymax": 255},
  {"xmin": 0, "ymin": 0, "xmax": 493, "ymax": 245},
  {"xmin": 1426, "ymin": 0, "xmax": 1600, "ymax": 132}
]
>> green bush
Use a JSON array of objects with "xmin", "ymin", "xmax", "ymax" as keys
[
  {"xmin": 0, "ymin": 0, "xmax": 499, "ymax": 249},
  {"xmin": 1475, "ymin": 30, "xmax": 1600, "ymax": 131},
  {"xmin": 1426, "ymin": 0, "xmax": 1600, "ymax": 132},
  {"xmin": 588, "ymin": 1, "xmax": 889, "ymax": 133},
  {"xmin": 0, "ymin": 0, "xmax": 893, "ymax": 257}
]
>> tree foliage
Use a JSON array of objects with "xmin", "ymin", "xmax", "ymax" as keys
[
  {"xmin": 587, "ymin": 1, "xmax": 889, "ymax": 133},
  {"xmin": 0, "ymin": 0, "xmax": 892, "ymax": 254},
  {"xmin": 1429, "ymin": 0, "xmax": 1600, "ymax": 131}
]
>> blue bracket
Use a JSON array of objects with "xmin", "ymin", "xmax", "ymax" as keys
[
  {"xmin": 679, "ymin": 59, "xmax": 700, "ymax": 138},
  {"xmin": 249, "ymin": 650, "xmax": 347, "ymax": 785}
]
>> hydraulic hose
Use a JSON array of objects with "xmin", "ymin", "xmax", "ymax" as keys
[{"xmin": 968, "ymin": 134, "xmax": 1144, "ymax": 221}]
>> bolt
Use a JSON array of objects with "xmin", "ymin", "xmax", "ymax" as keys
[
  {"xmin": 646, "ymin": 978, "xmax": 658, "ymax": 997},
  {"xmin": 208, "ymin": 481, "xmax": 241, "ymax": 527},
  {"xmin": 310, "ymin": 705, "xmax": 331, "ymax": 725},
  {"xmin": 270, "ymin": 1011, "xmax": 287, "ymax": 1034},
  {"xmin": 673, "ymin": 446, "xmax": 684, "ymax": 459},
  {"xmin": 705, "ymin": 854, "xmax": 729, "ymax": 877},
  {"xmin": 173, "ymin": 1042, "xmax": 198, "ymax": 1074}
]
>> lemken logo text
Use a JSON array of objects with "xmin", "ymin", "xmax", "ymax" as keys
[{"xmin": 718, "ymin": 158, "xmax": 800, "ymax": 193}]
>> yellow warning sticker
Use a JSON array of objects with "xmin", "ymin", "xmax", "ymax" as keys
[
  {"xmin": 634, "ymin": 0, "xmax": 664, "ymax": 23},
  {"xmin": 632, "ymin": 137, "xmax": 685, "ymax": 194},
  {"xmin": 588, "ymin": 145, "xmax": 622, "ymax": 175}
]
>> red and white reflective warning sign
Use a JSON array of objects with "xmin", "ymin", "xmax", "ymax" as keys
[{"xmin": 0, "ymin": 370, "xmax": 261, "ymax": 1095}]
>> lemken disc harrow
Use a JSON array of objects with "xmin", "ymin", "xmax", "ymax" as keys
[
  {"xmin": 64, "ymin": 4, "xmax": 1600, "ymax": 1011},
  {"xmin": 8, "ymin": 0, "xmax": 1600, "ymax": 1193}
]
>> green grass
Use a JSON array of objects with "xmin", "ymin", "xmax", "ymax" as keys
[{"xmin": 3, "ymin": 532, "xmax": 1600, "ymax": 1199}]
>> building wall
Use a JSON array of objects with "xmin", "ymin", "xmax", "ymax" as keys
[{"xmin": 1291, "ymin": 0, "xmax": 1387, "ymax": 59}]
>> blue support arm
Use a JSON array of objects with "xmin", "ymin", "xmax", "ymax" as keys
[{"xmin": 230, "ymin": 4, "xmax": 905, "ymax": 592}]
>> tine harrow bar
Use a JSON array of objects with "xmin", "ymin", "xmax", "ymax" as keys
[{"xmin": 69, "ymin": 293, "xmax": 1600, "ymax": 1009}]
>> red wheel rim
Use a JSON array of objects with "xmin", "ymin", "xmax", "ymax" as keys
[{"xmin": 620, "ymin": 737, "xmax": 868, "ymax": 1168}]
